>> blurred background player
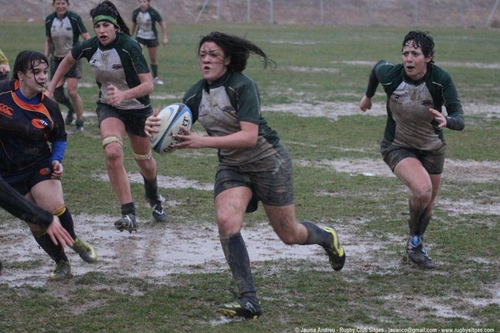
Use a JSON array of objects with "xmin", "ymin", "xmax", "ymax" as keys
[
  {"xmin": 131, "ymin": 0, "xmax": 169, "ymax": 85},
  {"xmin": 47, "ymin": 1, "xmax": 167, "ymax": 232},
  {"xmin": 0, "ymin": 50, "xmax": 97, "ymax": 280},
  {"xmin": 45, "ymin": 0, "xmax": 90, "ymax": 132}
]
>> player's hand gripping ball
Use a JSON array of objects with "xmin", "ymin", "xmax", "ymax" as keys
[{"xmin": 149, "ymin": 103, "xmax": 193, "ymax": 154}]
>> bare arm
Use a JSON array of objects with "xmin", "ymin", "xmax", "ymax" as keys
[
  {"xmin": 130, "ymin": 22, "xmax": 137, "ymax": 37},
  {"xmin": 44, "ymin": 36, "xmax": 53, "ymax": 58},
  {"xmin": 161, "ymin": 21, "xmax": 168, "ymax": 46},
  {"xmin": 172, "ymin": 121, "xmax": 258, "ymax": 150}
]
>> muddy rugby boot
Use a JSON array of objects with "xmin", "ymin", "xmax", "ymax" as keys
[
  {"xmin": 150, "ymin": 195, "xmax": 167, "ymax": 223},
  {"xmin": 49, "ymin": 259, "xmax": 71, "ymax": 280},
  {"xmin": 114, "ymin": 214, "xmax": 138, "ymax": 233},
  {"xmin": 74, "ymin": 119, "xmax": 84, "ymax": 133},
  {"xmin": 217, "ymin": 293, "xmax": 262, "ymax": 319},
  {"xmin": 72, "ymin": 237, "xmax": 97, "ymax": 263},
  {"xmin": 406, "ymin": 236, "xmax": 435, "ymax": 269},
  {"xmin": 323, "ymin": 226, "xmax": 346, "ymax": 271}
]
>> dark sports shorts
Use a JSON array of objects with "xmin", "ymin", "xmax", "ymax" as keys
[
  {"xmin": 380, "ymin": 140, "xmax": 446, "ymax": 175},
  {"xmin": 136, "ymin": 37, "xmax": 159, "ymax": 48},
  {"xmin": 50, "ymin": 56, "xmax": 83, "ymax": 79},
  {"xmin": 4, "ymin": 161, "xmax": 56, "ymax": 196},
  {"xmin": 96, "ymin": 102, "xmax": 153, "ymax": 137},
  {"xmin": 214, "ymin": 145, "xmax": 295, "ymax": 212}
]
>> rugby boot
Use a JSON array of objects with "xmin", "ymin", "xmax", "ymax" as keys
[
  {"xmin": 217, "ymin": 291, "xmax": 262, "ymax": 319},
  {"xmin": 49, "ymin": 259, "xmax": 71, "ymax": 280},
  {"xmin": 150, "ymin": 195, "xmax": 167, "ymax": 222},
  {"xmin": 74, "ymin": 119, "xmax": 84, "ymax": 133},
  {"xmin": 72, "ymin": 237, "xmax": 97, "ymax": 263},
  {"xmin": 406, "ymin": 236, "xmax": 435, "ymax": 269},
  {"xmin": 323, "ymin": 226, "xmax": 346, "ymax": 271},
  {"xmin": 114, "ymin": 214, "xmax": 138, "ymax": 233}
]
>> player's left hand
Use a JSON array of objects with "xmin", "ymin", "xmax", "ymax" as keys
[
  {"xmin": 50, "ymin": 161, "xmax": 63, "ymax": 179},
  {"xmin": 144, "ymin": 110, "xmax": 161, "ymax": 137},
  {"xmin": 172, "ymin": 126, "xmax": 202, "ymax": 149},
  {"xmin": 106, "ymin": 84, "xmax": 125, "ymax": 106},
  {"xmin": 429, "ymin": 108, "xmax": 447, "ymax": 128}
]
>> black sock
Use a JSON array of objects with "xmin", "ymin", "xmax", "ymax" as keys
[
  {"xmin": 151, "ymin": 64, "xmax": 158, "ymax": 78},
  {"xmin": 300, "ymin": 221, "xmax": 330, "ymax": 248},
  {"xmin": 33, "ymin": 233, "xmax": 68, "ymax": 263},
  {"xmin": 143, "ymin": 174, "xmax": 159, "ymax": 202},
  {"xmin": 220, "ymin": 233, "xmax": 256, "ymax": 297},
  {"xmin": 54, "ymin": 206, "xmax": 76, "ymax": 239},
  {"xmin": 121, "ymin": 202, "xmax": 136, "ymax": 216}
]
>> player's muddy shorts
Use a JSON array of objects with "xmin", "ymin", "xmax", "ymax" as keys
[
  {"xmin": 214, "ymin": 145, "xmax": 295, "ymax": 213},
  {"xmin": 50, "ymin": 56, "xmax": 83, "ymax": 79},
  {"xmin": 96, "ymin": 102, "xmax": 153, "ymax": 137},
  {"xmin": 4, "ymin": 161, "xmax": 57, "ymax": 196},
  {"xmin": 381, "ymin": 140, "xmax": 446, "ymax": 175},
  {"xmin": 136, "ymin": 37, "xmax": 159, "ymax": 48}
]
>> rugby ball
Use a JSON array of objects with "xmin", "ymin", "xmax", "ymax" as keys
[{"xmin": 150, "ymin": 103, "xmax": 192, "ymax": 154}]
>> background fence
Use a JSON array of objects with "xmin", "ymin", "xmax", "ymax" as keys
[{"xmin": 1, "ymin": 0, "xmax": 500, "ymax": 28}]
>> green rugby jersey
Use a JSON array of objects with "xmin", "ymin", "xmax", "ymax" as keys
[
  {"xmin": 183, "ymin": 71, "xmax": 281, "ymax": 165},
  {"xmin": 365, "ymin": 60, "xmax": 464, "ymax": 150},
  {"xmin": 72, "ymin": 33, "xmax": 151, "ymax": 109}
]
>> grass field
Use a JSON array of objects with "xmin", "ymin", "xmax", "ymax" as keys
[{"xmin": 0, "ymin": 22, "xmax": 499, "ymax": 332}]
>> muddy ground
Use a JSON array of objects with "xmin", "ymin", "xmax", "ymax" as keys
[{"xmin": 1, "ymin": 96, "xmax": 499, "ymax": 323}]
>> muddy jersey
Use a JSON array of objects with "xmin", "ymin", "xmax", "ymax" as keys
[
  {"xmin": 365, "ymin": 60, "xmax": 464, "ymax": 151},
  {"xmin": 0, "ymin": 79, "xmax": 67, "ymax": 177},
  {"xmin": 183, "ymin": 71, "xmax": 281, "ymax": 165},
  {"xmin": 71, "ymin": 33, "xmax": 151, "ymax": 109},
  {"xmin": 45, "ymin": 11, "xmax": 88, "ymax": 58},
  {"xmin": 132, "ymin": 7, "xmax": 163, "ymax": 40}
]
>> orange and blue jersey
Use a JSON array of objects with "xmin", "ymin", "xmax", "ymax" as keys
[{"xmin": 0, "ymin": 79, "xmax": 67, "ymax": 178}]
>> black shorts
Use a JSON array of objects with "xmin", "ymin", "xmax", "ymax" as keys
[
  {"xmin": 50, "ymin": 56, "xmax": 83, "ymax": 79},
  {"xmin": 136, "ymin": 37, "xmax": 159, "ymax": 48},
  {"xmin": 3, "ymin": 161, "xmax": 55, "ymax": 196},
  {"xmin": 214, "ymin": 145, "xmax": 295, "ymax": 212},
  {"xmin": 381, "ymin": 140, "xmax": 446, "ymax": 175},
  {"xmin": 96, "ymin": 102, "xmax": 153, "ymax": 137}
]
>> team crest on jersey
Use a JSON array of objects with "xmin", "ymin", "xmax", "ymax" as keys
[
  {"xmin": 221, "ymin": 106, "xmax": 236, "ymax": 113},
  {"xmin": 0, "ymin": 103, "xmax": 14, "ymax": 117},
  {"xmin": 421, "ymin": 100, "xmax": 434, "ymax": 107},
  {"xmin": 31, "ymin": 118, "xmax": 48, "ymax": 129}
]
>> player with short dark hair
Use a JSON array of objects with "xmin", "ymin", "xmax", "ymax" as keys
[
  {"xmin": 47, "ymin": 0, "xmax": 167, "ymax": 233},
  {"xmin": 145, "ymin": 31, "xmax": 346, "ymax": 319},
  {"xmin": 0, "ymin": 50, "xmax": 97, "ymax": 280},
  {"xmin": 360, "ymin": 30, "xmax": 465, "ymax": 269}
]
